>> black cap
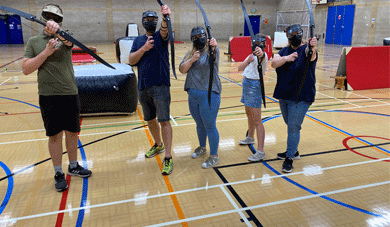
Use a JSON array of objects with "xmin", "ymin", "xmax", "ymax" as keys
[
  {"xmin": 142, "ymin": 10, "xmax": 158, "ymax": 19},
  {"xmin": 286, "ymin": 24, "xmax": 302, "ymax": 37},
  {"xmin": 190, "ymin": 26, "xmax": 206, "ymax": 39},
  {"xmin": 254, "ymin": 34, "xmax": 266, "ymax": 43}
]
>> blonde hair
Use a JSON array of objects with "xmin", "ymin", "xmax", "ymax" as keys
[{"xmin": 183, "ymin": 43, "xmax": 209, "ymax": 61}]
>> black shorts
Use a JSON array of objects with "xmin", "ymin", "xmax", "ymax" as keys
[
  {"xmin": 39, "ymin": 95, "xmax": 81, "ymax": 136},
  {"xmin": 139, "ymin": 85, "xmax": 171, "ymax": 122}
]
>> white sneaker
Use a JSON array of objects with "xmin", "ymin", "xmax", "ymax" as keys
[
  {"xmin": 202, "ymin": 155, "xmax": 219, "ymax": 168},
  {"xmin": 239, "ymin": 137, "xmax": 255, "ymax": 145},
  {"xmin": 191, "ymin": 146, "xmax": 206, "ymax": 159},
  {"xmin": 248, "ymin": 151, "xmax": 265, "ymax": 162}
]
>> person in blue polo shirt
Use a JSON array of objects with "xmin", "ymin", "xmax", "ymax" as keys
[
  {"xmin": 129, "ymin": 5, "xmax": 173, "ymax": 175},
  {"xmin": 271, "ymin": 24, "xmax": 318, "ymax": 173}
]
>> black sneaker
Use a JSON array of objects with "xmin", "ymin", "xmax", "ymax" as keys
[
  {"xmin": 67, "ymin": 163, "xmax": 92, "ymax": 178},
  {"xmin": 282, "ymin": 157, "xmax": 293, "ymax": 173},
  {"xmin": 54, "ymin": 172, "xmax": 68, "ymax": 192},
  {"xmin": 277, "ymin": 151, "xmax": 300, "ymax": 160}
]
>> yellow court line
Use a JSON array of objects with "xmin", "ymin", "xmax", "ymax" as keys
[{"xmin": 136, "ymin": 107, "xmax": 189, "ymax": 227}]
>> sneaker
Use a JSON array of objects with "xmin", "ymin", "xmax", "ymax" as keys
[
  {"xmin": 54, "ymin": 172, "xmax": 68, "ymax": 192},
  {"xmin": 191, "ymin": 146, "xmax": 206, "ymax": 159},
  {"xmin": 145, "ymin": 143, "xmax": 165, "ymax": 158},
  {"xmin": 238, "ymin": 137, "xmax": 255, "ymax": 145},
  {"xmin": 248, "ymin": 151, "xmax": 265, "ymax": 162},
  {"xmin": 161, "ymin": 157, "xmax": 173, "ymax": 175},
  {"xmin": 282, "ymin": 157, "xmax": 293, "ymax": 173},
  {"xmin": 67, "ymin": 163, "xmax": 92, "ymax": 178},
  {"xmin": 202, "ymin": 155, "xmax": 219, "ymax": 169},
  {"xmin": 277, "ymin": 151, "xmax": 300, "ymax": 160}
]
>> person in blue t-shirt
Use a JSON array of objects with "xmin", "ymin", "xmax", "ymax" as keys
[
  {"xmin": 129, "ymin": 5, "xmax": 173, "ymax": 175},
  {"xmin": 271, "ymin": 24, "xmax": 318, "ymax": 173}
]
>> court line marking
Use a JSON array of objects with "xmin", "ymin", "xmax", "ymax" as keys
[
  {"xmin": 0, "ymin": 78, "xmax": 13, "ymax": 86},
  {"xmin": 317, "ymin": 83, "xmax": 390, "ymax": 106},
  {"xmin": 0, "ymin": 98, "xmax": 367, "ymax": 136},
  {"xmin": 136, "ymin": 107, "xmax": 188, "ymax": 227},
  {"xmin": 0, "ymin": 93, "xmax": 385, "ymax": 136},
  {"xmin": 264, "ymin": 70, "xmax": 389, "ymax": 106},
  {"xmin": 170, "ymin": 114, "xmax": 178, "ymax": 126},
  {"xmin": 0, "ymin": 95, "xmax": 381, "ymax": 136},
  {"xmin": 146, "ymin": 180, "xmax": 390, "ymax": 227},
  {"xmin": 1, "ymin": 102, "xmax": 389, "ymax": 146},
  {"xmin": 220, "ymin": 185, "xmax": 252, "ymax": 227},
  {"xmin": 0, "ymin": 161, "xmax": 13, "ymax": 215},
  {"xmin": 1, "ymin": 156, "xmax": 389, "ymax": 224},
  {"xmin": 316, "ymin": 92, "xmax": 361, "ymax": 107}
]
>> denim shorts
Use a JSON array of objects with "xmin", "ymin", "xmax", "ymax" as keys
[
  {"xmin": 139, "ymin": 85, "xmax": 171, "ymax": 122},
  {"xmin": 240, "ymin": 77, "xmax": 263, "ymax": 108}
]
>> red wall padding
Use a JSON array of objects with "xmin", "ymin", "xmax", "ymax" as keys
[
  {"xmin": 72, "ymin": 53, "xmax": 96, "ymax": 63},
  {"xmin": 230, "ymin": 36, "xmax": 272, "ymax": 62},
  {"xmin": 346, "ymin": 46, "xmax": 390, "ymax": 90}
]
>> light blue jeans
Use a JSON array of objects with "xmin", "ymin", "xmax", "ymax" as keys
[
  {"xmin": 188, "ymin": 89, "xmax": 221, "ymax": 156},
  {"xmin": 279, "ymin": 99, "xmax": 312, "ymax": 159}
]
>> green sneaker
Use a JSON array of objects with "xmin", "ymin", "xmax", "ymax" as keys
[
  {"xmin": 145, "ymin": 143, "xmax": 165, "ymax": 158},
  {"xmin": 161, "ymin": 157, "xmax": 173, "ymax": 175}
]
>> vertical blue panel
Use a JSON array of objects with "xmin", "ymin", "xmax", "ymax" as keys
[
  {"xmin": 8, "ymin": 15, "xmax": 23, "ymax": 44},
  {"xmin": 341, "ymin": 5, "xmax": 355, "ymax": 45},
  {"xmin": 334, "ymin": 6, "xmax": 344, "ymax": 45},
  {"xmin": 325, "ymin": 6, "xmax": 337, "ymax": 44},
  {"xmin": 0, "ymin": 15, "xmax": 10, "ymax": 44},
  {"xmin": 244, "ymin": 15, "xmax": 260, "ymax": 36}
]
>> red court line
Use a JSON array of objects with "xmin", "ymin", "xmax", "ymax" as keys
[
  {"xmin": 55, "ymin": 118, "xmax": 83, "ymax": 226},
  {"xmin": 55, "ymin": 175, "xmax": 72, "ymax": 227},
  {"xmin": 343, "ymin": 135, "xmax": 390, "ymax": 161},
  {"xmin": 0, "ymin": 57, "xmax": 23, "ymax": 69}
]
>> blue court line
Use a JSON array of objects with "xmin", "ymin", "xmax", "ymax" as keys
[
  {"xmin": 305, "ymin": 113, "xmax": 390, "ymax": 154},
  {"xmin": 251, "ymin": 110, "xmax": 389, "ymax": 218},
  {"xmin": 0, "ymin": 96, "xmax": 40, "ymax": 109},
  {"xmin": 76, "ymin": 140, "xmax": 89, "ymax": 227},
  {"xmin": 261, "ymin": 161, "xmax": 383, "ymax": 217},
  {"xmin": 0, "ymin": 161, "xmax": 13, "ymax": 215},
  {"xmin": 217, "ymin": 75, "xmax": 388, "ymax": 218},
  {"xmin": 0, "ymin": 96, "xmax": 89, "ymax": 226},
  {"xmin": 216, "ymin": 77, "xmax": 390, "ymax": 154}
]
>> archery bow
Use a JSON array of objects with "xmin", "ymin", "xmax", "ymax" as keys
[
  {"xmin": 196, "ymin": 0, "xmax": 216, "ymax": 108},
  {"xmin": 296, "ymin": 0, "xmax": 315, "ymax": 99},
  {"xmin": 0, "ymin": 5, "xmax": 116, "ymax": 70},
  {"xmin": 156, "ymin": 0, "xmax": 177, "ymax": 79},
  {"xmin": 240, "ymin": 0, "xmax": 266, "ymax": 108}
]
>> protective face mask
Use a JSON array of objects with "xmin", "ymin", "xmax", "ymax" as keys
[
  {"xmin": 193, "ymin": 36, "xmax": 207, "ymax": 50},
  {"xmin": 289, "ymin": 35, "xmax": 302, "ymax": 47},
  {"xmin": 143, "ymin": 21, "xmax": 157, "ymax": 34}
]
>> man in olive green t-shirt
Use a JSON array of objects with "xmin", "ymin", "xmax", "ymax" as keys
[{"xmin": 22, "ymin": 4, "xmax": 91, "ymax": 192}]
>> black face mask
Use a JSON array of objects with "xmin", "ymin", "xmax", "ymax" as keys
[
  {"xmin": 252, "ymin": 41, "xmax": 266, "ymax": 52},
  {"xmin": 193, "ymin": 37, "xmax": 207, "ymax": 50},
  {"xmin": 289, "ymin": 35, "xmax": 302, "ymax": 47},
  {"xmin": 143, "ymin": 21, "xmax": 157, "ymax": 34}
]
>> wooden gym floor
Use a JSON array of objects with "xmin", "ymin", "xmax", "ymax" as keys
[{"xmin": 0, "ymin": 41, "xmax": 389, "ymax": 227}]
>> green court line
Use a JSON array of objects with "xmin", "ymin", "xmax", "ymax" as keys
[{"xmin": 80, "ymin": 99, "xmax": 384, "ymax": 132}]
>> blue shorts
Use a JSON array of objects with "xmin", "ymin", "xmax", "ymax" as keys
[
  {"xmin": 139, "ymin": 85, "xmax": 171, "ymax": 122},
  {"xmin": 240, "ymin": 77, "xmax": 263, "ymax": 108}
]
